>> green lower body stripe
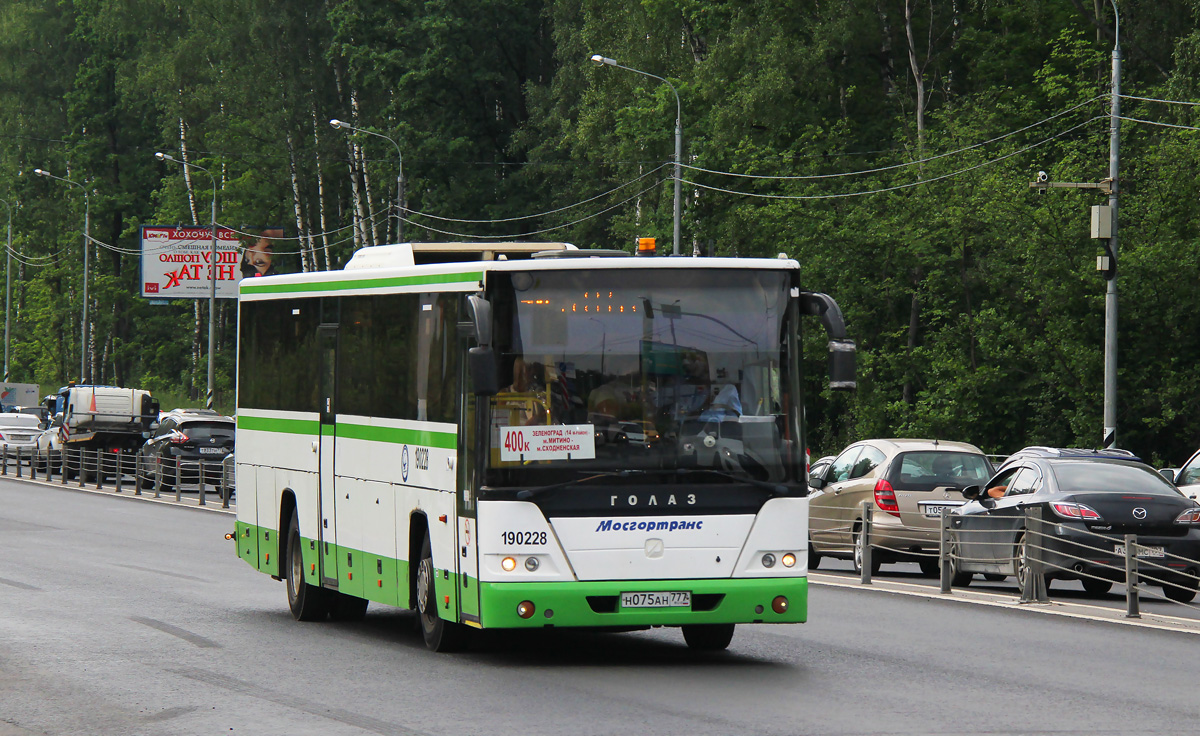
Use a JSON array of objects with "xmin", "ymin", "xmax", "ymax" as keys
[{"xmin": 237, "ymin": 521, "xmax": 807, "ymax": 629}]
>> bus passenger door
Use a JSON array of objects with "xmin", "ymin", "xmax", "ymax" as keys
[
  {"xmin": 318, "ymin": 324, "xmax": 339, "ymax": 588},
  {"xmin": 456, "ymin": 329, "xmax": 481, "ymax": 625}
]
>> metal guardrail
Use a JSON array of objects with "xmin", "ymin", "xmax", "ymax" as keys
[
  {"xmin": 818, "ymin": 501, "xmax": 1200, "ymax": 617},
  {"xmin": 1, "ymin": 444, "xmax": 232, "ymax": 509}
]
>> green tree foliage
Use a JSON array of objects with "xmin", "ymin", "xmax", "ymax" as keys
[{"xmin": 0, "ymin": 0, "xmax": 1198, "ymax": 463}]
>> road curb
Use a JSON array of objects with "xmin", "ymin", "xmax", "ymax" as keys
[
  {"xmin": 811, "ymin": 571, "xmax": 1200, "ymax": 637},
  {"xmin": 0, "ymin": 473, "xmax": 236, "ymax": 515}
]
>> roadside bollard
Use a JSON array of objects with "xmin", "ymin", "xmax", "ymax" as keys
[
  {"xmin": 114, "ymin": 449, "xmax": 123, "ymax": 493},
  {"xmin": 153, "ymin": 458, "xmax": 162, "ymax": 499},
  {"xmin": 939, "ymin": 508, "xmax": 952, "ymax": 594},
  {"xmin": 133, "ymin": 453, "xmax": 142, "ymax": 496},
  {"xmin": 175, "ymin": 457, "xmax": 182, "ymax": 503},
  {"xmin": 95, "ymin": 449, "xmax": 103, "ymax": 490},
  {"xmin": 30, "ymin": 448, "xmax": 37, "ymax": 481},
  {"xmin": 221, "ymin": 464, "xmax": 231, "ymax": 509},
  {"xmin": 2, "ymin": 444, "xmax": 8, "ymax": 476},
  {"xmin": 198, "ymin": 461, "xmax": 207, "ymax": 507},
  {"xmin": 1125, "ymin": 533, "xmax": 1141, "ymax": 619},
  {"xmin": 77, "ymin": 448, "xmax": 85, "ymax": 488},
  {"xmin": 60, "ymin": 449, "xmax": 68, "ymax": 485},
  {"xmin": 860, "ymin": 503, "xmax": 873, "ymax": 585},
  {"xmin": 1019, "ymin": 507, "xmax": 1050, "ymax": 604},
  {"xmin": 16, "ymin": 447, "xmax": 23, "ymax": 479}
]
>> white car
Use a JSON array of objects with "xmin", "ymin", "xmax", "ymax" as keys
[
  {"xmin": 0, "ymin": 413, "xmax": 43, "ymax": 462},
  {"xmin": 34, "ymin": 413, "xmax": 65, "ymax": 474}
]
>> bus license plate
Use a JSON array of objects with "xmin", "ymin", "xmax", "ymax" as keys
[{"xmin": 620, "ymin": 591, "xmax": 691, "ymax": 609}]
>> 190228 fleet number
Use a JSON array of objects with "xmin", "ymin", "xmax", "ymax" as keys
[{"xmin": 501, "ymin": 531, "xmax": 547, "ymax": 545}]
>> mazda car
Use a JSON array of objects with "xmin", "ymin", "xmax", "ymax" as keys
[{"xmin": 948, "ymin": 448, "xmax": 1200, "ymax": 601}]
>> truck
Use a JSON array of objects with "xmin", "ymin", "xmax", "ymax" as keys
[{"xmin": 44, "ymin": 384, "xmax": 160, "ymax": 480}]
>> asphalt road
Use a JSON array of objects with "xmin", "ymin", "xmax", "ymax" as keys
[{"xmin": 2, "ymin": 479, "xmax": 1199, "ymax": 736}]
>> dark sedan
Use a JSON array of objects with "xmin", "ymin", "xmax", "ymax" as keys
[
  {"xmin": 948, "ymin": 455, "xmax": 1200, "ymax": 601},
  {"xmin": 138, "ymin": 411, "xmax": 235, "ymax": 490}
]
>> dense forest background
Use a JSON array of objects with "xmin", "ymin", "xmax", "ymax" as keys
[{"xmin": 0, "ymin": 0, "xmax": 1198, "ymax": 462}]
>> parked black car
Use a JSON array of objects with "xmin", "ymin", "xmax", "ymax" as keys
[
  {"xmin": 948, "ymin": 448, "xmax": 1200, "ymax": 601},
  {"xmin": 138, "ymin": 410, "xmax": 235, "ymax": 490}
]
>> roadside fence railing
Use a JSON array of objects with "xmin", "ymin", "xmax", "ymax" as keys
[
  {"xmin": 1, "ymin": 444, "xmax": 232, "ymax": 509},
  {"xmin": 819, "ymin": 501, "xmax": 1200, "ymax": 617}
]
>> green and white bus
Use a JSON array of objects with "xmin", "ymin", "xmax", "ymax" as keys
[{"xmin": 233, "ymin": 242, "xmax": 855, "ymax": 651}]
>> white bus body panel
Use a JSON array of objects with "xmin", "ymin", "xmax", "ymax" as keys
[{"xmin": 730, "ymin": 497, "xmax": 810, "ymax": 576}]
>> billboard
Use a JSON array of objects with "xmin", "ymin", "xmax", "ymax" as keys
[
  {"xmin": 0, "ymin": 382, "xmax": 40, "ymax": 409},
  {"xmin": 140, "ymin": 225, "xmax": 243, "ymax": 299}
]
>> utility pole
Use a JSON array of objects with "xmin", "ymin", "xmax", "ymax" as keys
[
  {"xmin": 1027, "ymin": 0, "xmax": 1121, "ymax": 449},
  {"xmin": 1103, "ymin": 0, "xmax": 1121, "ymax": 449}
]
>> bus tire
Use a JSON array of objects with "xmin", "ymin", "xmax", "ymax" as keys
[
  {"xmin": 416, "ymin": 535, "xmax": 467, "ymax": 652},
  {"xmin": 682, "ymin": 623, "xmax": 735, "ymax": 651},
  {"xmin": 286, "ymin": 514, "xmax": 329, "ymax": 621},
  {"xmin": 329, "ymin": 592, "xmax": 368, "ymax": 621}
]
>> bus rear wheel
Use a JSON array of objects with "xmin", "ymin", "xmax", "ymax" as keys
[
  {"xmin": 286, "ymin": 514, "xmax": 329, "ymax": 621},
  {"xmin": 681, "ymin": 623, "xmax": 735, "ymax": 651},
  {"xmin": 416, "ymin": 535, "xmax": 468, "ymax": 652}
]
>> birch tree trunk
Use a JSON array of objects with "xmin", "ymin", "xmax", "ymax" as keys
[
  {"xmin": 311, "ymin": 109, "xmax": 331, "ymax": 270},
  {"xmin": 286, "ymin": 132, "xmax": 313, "ymax": 272},
  {"xmin": 179, "ymin": 114, "xmax": 201, "ymax": 400}
]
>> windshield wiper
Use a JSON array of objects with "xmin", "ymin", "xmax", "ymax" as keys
[
  {"xmin": 495, "ymin": 467, "xmax": 792, "ymax": 501},
  {"xmin": 493, "ymin": 471, "xmax": 643, "ymax": 501},
  {"xmin": 640, "ymin": 467, "xmax": 792, "ymax": 495}
]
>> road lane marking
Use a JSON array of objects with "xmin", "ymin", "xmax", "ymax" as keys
[{"xmin": 130, "ymin": 616, "xmax": 221, "ymax": 649}]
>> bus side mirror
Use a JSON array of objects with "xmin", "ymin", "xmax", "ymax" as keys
[
  {"xmin": 469, "ymin": 347, "xmax": 498, "ymax": 396},
  {"xmin": 466, "ymin": 295, "xmax": 492, "ymax": 348},
  {"xmin": 800, "ymin": 291, "xmax": 856, "ymax": 390}
]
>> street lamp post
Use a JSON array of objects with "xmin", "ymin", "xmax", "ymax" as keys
[
  {"xmin": 156, "ymin": 152, "xmax": 219, "ymax": 409},
  {"xmin": 34, "ymin": 169, "xmax": 89, "ymax": 383},
  {"xmin": 330, "ymin": 119, "xmax": 405, "ymax": 243},
  {"xmin": 590, "ymin": 54, "xmax": 682, "ymax": 257},
  {"xmin": 0, "ymin": 197, "xmax": 11, "ymax": 382}
]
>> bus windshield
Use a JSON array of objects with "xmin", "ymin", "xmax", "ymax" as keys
[{"xmin": 486, "ymin": 268, "xmax": 801, "ymax": 487}]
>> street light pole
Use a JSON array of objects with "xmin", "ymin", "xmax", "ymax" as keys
[
  {"xmin": 34, "ymin": 169, "xmax": 89, "ymax": 383},
  {"xmin": 330, "ymin": 119, "xmax": 405, "ymax": 243},
  {"xmin": 590, "ymin": 54, "xmax": 683, "ymax": 256},
  {"xmin": 1103, "ymin": 0, "xmax": 1121, "ymax": 449},
  {"xmin": 0, "ymin": 197, "xmax": 11, "ymax": 383},
  {"xmin": 156, "ymin": 152, "xmax": 219, "ymax": 409}
]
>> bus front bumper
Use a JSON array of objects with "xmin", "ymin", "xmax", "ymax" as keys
[{"xmin": 477, "ymin": 577, "xmax": 807, "ymax": 629}]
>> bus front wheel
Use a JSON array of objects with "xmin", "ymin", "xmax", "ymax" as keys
[
  {"xmin": 416, "ymin": 535, "xmax": 468, "ymax": 652},
  {"xmin": 681, "ymin": 623, "xmax": 735, "ymax": 651},
  {"xmin": 286, "ymin": 514, "xmax": 330, "ymax": 621}
]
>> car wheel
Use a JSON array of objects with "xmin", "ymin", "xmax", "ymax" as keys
[
  {"xmin": 416, "ymin": 535, "xmax": 468, "ymax": 652},
  {"xmin": 1163, "ymin": 575, "xmax": 1199, "ymax": 603},
  {"xmin": 918, "ymin": 558, "xmax": 940, "ymax": 578},
  {"xmin": 852, "ymin": 524, "xmax": 881, "ymax": 576},
  {"xmin": 682, "ymin": 623, "xmax": 735, "ymax": 651},
  {"xmin": 1015, "ymin": 534, "xmax": 1052, "ymax": 593},
  {"xmin": 808, "ymin": 543, "xmax": 821, "ymax": 571},
  {"xmin": 1081, "ymin": 578, "xmax": 1113, "ymax": 596},
  {"xmin": 947, "ymin": 540, "xmax": 973, "ymax": 587},
  {"xmin": 286, "ymin": 514, "xmax": 330, "ymax": 621}
]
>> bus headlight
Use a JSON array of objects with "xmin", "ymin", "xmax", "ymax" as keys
[
  {"xmin": 524, "ymin": 557, "xmax": 540, "ymax": 572},
  {"xmin": 761, "ymin": 553, "xmax": 776, "ymax": 568},
  {"xmin": 781, "ymin": 553, "xmax": 796, "ymax": 568},
  {"xmin": 501, "ymin": 556, "xmax": 517, "ymax": 572}
]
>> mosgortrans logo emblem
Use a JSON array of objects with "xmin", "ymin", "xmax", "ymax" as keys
[{"xmin": 594, "ymin": 519, "xmax": 704, "ymax": 533}]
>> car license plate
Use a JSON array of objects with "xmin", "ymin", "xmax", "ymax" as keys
[
  {"xmin": 620, "ymin": 591, "xmax": 691, "ymax": 608},
  {"xmin": 919, "ymin": 501, "xmax": 964, "ymax": 518},
  {"xmin": 1114, "ymin": 544, "xmax": 1165, "ymax": 558},
  {"xmin": 199, "ymin": 447, "xmax": 225, "ymax": 455}
]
